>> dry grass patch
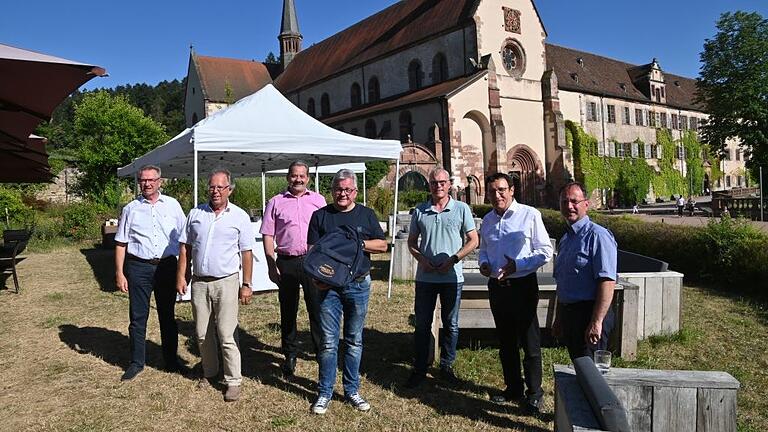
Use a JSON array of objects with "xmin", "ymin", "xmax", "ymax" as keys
[{"xmin": 1, "ymin": 245, "xmax": 766, "ymax": 431}]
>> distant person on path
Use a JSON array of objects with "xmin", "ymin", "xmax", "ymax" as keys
[
  {"xmin": 478, "ymin": 172, "xmax": 553, "ymax": 414},
  {"xmin": 307, "ymin": 169, "xmax": 387, "ymax": 415},
  {"xmin": 632, "ymin": 204, "xmax": 639, "ymax": 214},
  {"xmin": 553, "ymin": 182, "xmax": 618, "ymax": 360},
  {"xmin": 677, "ymin": 195, "xmax": 685, "ymax": 217},
  {"xmin": 722, "ymin": 206, "xmax": 730, "ymax": 218},
  {"xmin": 115, "ymin": 164, "xmax": 187, "ymax": 381},
  {"xmin": 405, "ymin": 168, "xmax": 479, "ymax": 389},
  {"xmin": 261, "ymin": 160, "xmax": 326, "ymax": 377},
  {"xmin": 687, "ymin": 196, "xmax": 696, "ymax": 217},
  {"xmin": 176, "ymin": 169, "xmax": 255, "ymax": 402}
]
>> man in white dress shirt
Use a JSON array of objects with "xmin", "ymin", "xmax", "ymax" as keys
[
  {"xmin": 478, "ymin": 173, "xmax": 553, "ymax": 414},
  {"xmin": 115, "ymin": 164, "xmax": 187, "ymax": 381},
  {"xmin": 177, "ymin": 169, "xmax": 254, "ymax": 402}
]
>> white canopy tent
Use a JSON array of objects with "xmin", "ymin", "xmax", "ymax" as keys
[
  {"xmin": 117, "ymin": 84, "xmax": 403, "ymax": 297},
  {"xmin": 267, "ymin": 162, "xmax": 369, "ymax": 204}
]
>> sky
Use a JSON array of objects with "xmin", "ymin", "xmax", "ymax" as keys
[{"xmin": 2, "ymin": 0, "xmax": 766, "ymax": 91}]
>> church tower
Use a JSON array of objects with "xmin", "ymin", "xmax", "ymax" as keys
[{"xmin": 279, "ymin": 0, "xmax": 302, "ymax": 70}]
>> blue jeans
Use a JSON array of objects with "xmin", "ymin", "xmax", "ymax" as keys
[
  {"xmin": 317, "ymin": 276, "xmax": 371, "ymax": 398},
  {"xmin": 413, "ymin": 281, "xmax": 463, "ymax": 373}
]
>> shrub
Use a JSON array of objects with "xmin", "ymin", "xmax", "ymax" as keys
[
  {"xmin": 367, "ymin": 187, "xmax": 393, "ymax": 221},
  {"xmin": 471, "ymin": 204, "xmax": 493, "ymax": 219},
  {"xmin": 0, "ymin": 186, "xmax": 34, "ymax": 229},
  {"xmin": 61, "ymin": 201, "xmax": 114, "ymax": 240},
  {"xmin": 399, "ymin": 190, "xmax": 429, "ymax": 209}
]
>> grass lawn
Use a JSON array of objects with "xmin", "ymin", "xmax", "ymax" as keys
[{"xmin": 0, "ymin": 244, "xmax": 766, "ymax": 431}]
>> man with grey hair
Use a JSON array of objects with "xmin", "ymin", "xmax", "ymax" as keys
[
  {"xmin": 177, "ymin": 168, "xmax": 255, "ymax": 402},
  {"xmin": 115, "ymin": 164, "xmax": 187, "ymax": 381},
  {"xmin": 405, "ymin": 168, "xmax": 478, "ymax": 388},
  {"xmin": 261, "ymin": 160, "xmax": 326, "ymax": 377},
  {"xmin": 307, "ymin": 169, "xmax": 387, "ymax": 415}
]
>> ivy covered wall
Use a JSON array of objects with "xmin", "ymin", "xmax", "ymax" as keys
[{"xmin": 565, "ymin": 120, "xmax": 721, "ymax": 205}]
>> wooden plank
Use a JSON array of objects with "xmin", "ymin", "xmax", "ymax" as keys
[
  {"xmin": 610, "ymin": 385, "xmax": 652, "ymax": 431},
  {"xmin": 554, "ymin": 368, "xmax": 605, "ymax": 432},
  {"xmin": 652, "ymin": 387, "xmax": 697, "ymax": 432},
  {"xmin": 618, "ymin": 281, "xmax": 638, "ymax": 361},
  {"xmin": 602, "ymin": 369, "xmax": 740, "ymax": 389},
  {"xmin": 625, "ymin": 276, "xmax": 646, "ymax": 340},
  {"xmin": 643, "ymin": 277, "xmax": 663, "ymax": 337},
  {"xmin": 696, "ymin": 388, "xmax": 737, "ymax": 432},
  {"xmin": 662, "ymin": 276, "xmax": 682, "ymax": 334}
]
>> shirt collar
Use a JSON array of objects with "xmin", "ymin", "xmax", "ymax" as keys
[
  {"xmin": 282, "ymin": 189, "xmax": 313, "ymax": 198},
  {"xmin": 138, "ymin": 192, "xmax": 165, "ymax": 204},
  {"xmin": 567, "ymin": 215, "xmax": 591, "ymax": 234},
  {"xmin": 495, "ymin": 199, "xmax": 519, "ymax": 219},
  {"xmin": 429, "ymin": 196, "xmax": 455, "ymax": 212},
  {"xmin": 204, "ymin": 201, "xmax": 230, "ymax": 213}
]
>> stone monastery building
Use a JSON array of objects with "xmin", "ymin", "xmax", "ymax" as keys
[{"xmin": 184, "ymin": 0, "xmax": 745, "ymax": 206}]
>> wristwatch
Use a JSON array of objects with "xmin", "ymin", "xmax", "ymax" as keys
[
  {"xmin": 451, "ymin": 254, "xmax": 460, "ymax": 264},
  {"xmin": 242, "ymin": 282, "xmax": 252, "ymax": 288}
]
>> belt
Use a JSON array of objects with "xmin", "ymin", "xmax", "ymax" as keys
[
  {"xmin": 277, "ymin": 253, "xmax": 305, "ymax": 260},
  {"xmin": 192, "ymin": 273, "xmax": 237, "ymax": 283},
  {"xmin": 491, "ymin": 272, "xmax": 537, "ymax": 287},
  {"xmin": 127, "ymin": 254, "xmax": 175, "ymax": 265},
  {"xmin": 353, "ymin": 272, "xmax": 370, "ymax": 283}
]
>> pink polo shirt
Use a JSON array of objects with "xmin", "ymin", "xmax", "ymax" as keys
[{"xmin": 260, "ymin": 189, "xmax": 326, "ymax": 256}]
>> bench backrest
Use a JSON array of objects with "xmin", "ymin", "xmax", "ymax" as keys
[{"xmin": 617, "ymin": 249, "xmax": 668, "ymax": 273}]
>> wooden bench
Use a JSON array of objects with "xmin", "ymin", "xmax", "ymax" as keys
[
  {"xmin": 554, "ymin": 364, "xmax": 739, "ymax": 432},
  {"xmin": 429, "ymin": 273, "xmax": 639, "ymax": 363},
  {"xmin": 0, "ymin": 229, "xmax": 31, "ymax": 293}
]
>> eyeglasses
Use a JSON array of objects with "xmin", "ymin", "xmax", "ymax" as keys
[
  {"xmin": 138, "ymin": 178, "xmax": 159, "ymax": 183},
  {"xmin": 561, "ymin": 198, "xmax": 588, "ymax": 206},
  {"xmin": 488, "ymin": 187, "xmax": 510, "ymax": 195},
  {"xmin": 208, "ymin": 185, "xmax": 230, "ymax": 192},
  {"xmin": 333, "ymin": 187, "xmax": 357, "ymax": 195},
  {"xmin": 429, "ymin": 180, "xmax": 449, "ymax": 187}
]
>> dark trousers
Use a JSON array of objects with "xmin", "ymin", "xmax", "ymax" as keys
[
  {"xmin": 125, "ymin": 257, "xmax": 178, "ymax": 368},
  {"xmin": 488, "ymin": 273, "xmax": 543, "ymax": 399},
  {"xmin": 276, "ymin": 255, "xmax": 322, "ymax": 357},
  {"xmin": 558, "ymin": 300, "xmax": 615, "ymax": 360}
]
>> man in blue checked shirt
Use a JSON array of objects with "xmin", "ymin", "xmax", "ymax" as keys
[
  {"xmin": 552, "ymin": 182, "xmax": 618, "ymax": 360},
  {"xmin": 479, "ymin": 172, "xmax": 553, "ymax": 414}
]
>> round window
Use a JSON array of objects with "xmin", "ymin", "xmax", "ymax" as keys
[{"xmin": 500, "ymin": 39, "xmax": 525, "ymax": 77}]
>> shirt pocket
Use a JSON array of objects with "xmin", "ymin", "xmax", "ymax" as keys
[{"xmin": 574, "ymin": 252, "xmax": 589, "ymax": 273}]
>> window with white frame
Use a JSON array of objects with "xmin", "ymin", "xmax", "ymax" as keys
[
  {"xmin": 587, "ymin": 102, "xmax": 598, "ymax": 121},
  {"xmin": 607, "ymin": 105, "xmax": 616, "ymax": 123},
  {"xmin": 623, "ymin": 107, "xmax": 631, "ymax": 124},
  {"xmin": 680, "ymin": 115, "xmax": 688, "ymax": 130},
  {"xmin": 649, "ymin": 111, "xmax": 656, "ymax": 127},
  {"xmin": 690, "ymin": 117, "xmax": 698, "ymax": 131},
  {"xmin": 635, "ymin": 108, "xmax": 644, "ymax": 126},
  {"xmin": 660, "ymin": 112, "xmax": 668, "ymax": 129},
  {"xmin": 671, "ymin": 113, "xmax": 679, "ymax": 130}
]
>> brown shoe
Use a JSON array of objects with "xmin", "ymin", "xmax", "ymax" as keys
[
  {"xmin": 224, "ymin": 385, "xmax": 241, "ymax": 402},
  {"xmin": 197, "ymin": 377, "xmax": 213, "ymax": 390}
]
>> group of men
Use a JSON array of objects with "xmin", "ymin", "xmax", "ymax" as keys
[{"xmin": 114, "ymin": 161, "xmax": 617, "ymax": 415}]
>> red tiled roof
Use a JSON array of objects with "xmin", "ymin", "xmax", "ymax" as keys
[
  {"xmin": 275, "ymin": 0, "xmax": 478, "ymax": 93},
  {"xmin": 545, "ymin": 44, "xmax": 703, "ymax": 111},
  {"xmin": 193, "ymin": 54, "xmax": 273, "ymax": 103},
  {"xmin": 322, "ymin": 73, "xmax": 482, "ymax": 124}
]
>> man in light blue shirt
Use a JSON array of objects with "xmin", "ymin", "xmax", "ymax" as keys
[
  {"xmin": 553, "ymin": 182, "xmax": 617, "ymax": 360},
  {"xmin": 405, "ymin": 168, "xmax": 478, "ymax": 389},
  {"xmin": 114, "ymin": 164, "xmax": 187, "ymax": 381},
  {"xmin": 478, "ymin": 172, "xmax": 552, "ymax": 414},
  {"xmin": 177, "ymin": 169, "xmax": 254, "ymax": 402}
]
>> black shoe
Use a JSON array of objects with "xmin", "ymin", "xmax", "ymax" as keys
[
  {"xmin": 524, "ymin": 396, "xmax": 544, "ymax": 415},
  {"xmin": 404, "ymin": 372, "xmax": 426, "ymax": 389},
  {"xmin": 121, "ymin": 365, "xmax": 144, "ymax": 381},
  {"xmin": 439, "ymin": 366, "xmax": 460, "ymax": 385},
  {"xmin": 164, "ymin": 362, "xmax": 191, "ymax": 376},
  {"xmin": 281, "ymin": 355, "xmax": 296, "ymax": 377},
  {"xmin": 490, "ymin": 389, "xmax": 523, "ymax": 404}
]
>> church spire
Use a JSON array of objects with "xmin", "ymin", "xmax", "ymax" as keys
[{"xmin": 279, "ymin": 0, "xmax": 302, "ymax": 70}]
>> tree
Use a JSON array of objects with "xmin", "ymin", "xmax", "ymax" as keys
[
  {"xmin": 264, "ymin": 51, "xmax": 280, "ymax": 64},
  {"xmin": 73, "ymin": 91, "xmax": 169, "ymax": 205},
  {"xmin": 697, "ymin": 11, "xmax": 768, "ymax": 178}
]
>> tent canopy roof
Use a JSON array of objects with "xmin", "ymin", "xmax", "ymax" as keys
[{"xmin": 118, "ymin": 84, "xmax": 401, "ymax": 178}]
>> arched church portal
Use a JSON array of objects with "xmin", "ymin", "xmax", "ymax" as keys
[{"xmin": 507, "ymin": 145, "xmax": 544, "ymax": 205}]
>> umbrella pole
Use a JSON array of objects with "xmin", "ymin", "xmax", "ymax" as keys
[
  {"xmin": 387, "ymin": 159, "xmax": 400, "ymax": 299},
  {"xmin": 193, "ymin": 149, "xmax": 199, "ymax": 205}
]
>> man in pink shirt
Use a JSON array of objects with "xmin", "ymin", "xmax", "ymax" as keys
[{"xmin": 261, "ymin": 160, "xmax": 327, "ymax": 377}]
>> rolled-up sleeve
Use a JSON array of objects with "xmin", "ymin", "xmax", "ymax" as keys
[
  {"xmin": 114, "ymin": 205, "xmax": 131, "ymax": 244},
  {"xmin": 260, "ymin": 197, "xmax": 277, "ymax": 236},
  {"xmin": 514, "ymin": 211, "xmax": 553, "ymax": 273},
  {"xmin": 592, "ymin": 229, "xmax": 617, "ymax": 281},
  {"xmin": 239, "ymin": 213, "xmax": 256, "ymax": 251}
]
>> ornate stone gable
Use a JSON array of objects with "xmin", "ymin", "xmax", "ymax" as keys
[{"xmin": 503, "ymin": 7, "xmax": 521, "ymax": 34}]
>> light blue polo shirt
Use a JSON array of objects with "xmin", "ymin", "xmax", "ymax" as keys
[{"xmin": 409, "ymin": 197, "xmax": 476, "ymax": 283}]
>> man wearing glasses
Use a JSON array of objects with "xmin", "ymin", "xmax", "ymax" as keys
[
  {"xmin": 479, "ymin": 172, "xmax": 552, "ymax": 414},
  {"xmin": 552, "ymin": 182, "xmax": 617, "ymax": 360},
  {"xmin": 307, "ymin": 169, "xmax": 387, "ymax": 415},
  {"xmin": 176, "ymin": 169, "xmax": 255, "ymax": 402},
  {"xmin": 261, "ymin": 160, "xmax": 326, "ymax": 377},
  {"xmin": 115, "ymin": 164, "xmax": 187, "ymax": 381},
  {"xmin": 404, "ymin": 168, "xmax": 478, "ymax": 388}
]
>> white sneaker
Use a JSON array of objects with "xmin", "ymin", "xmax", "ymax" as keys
[
  {"xmin": 346, "ymin": 393, "xmax": 371, "ymax": 412},
  {"xmin": 311, "ymin": 395, "xmax": 331, "ymax": 415}
]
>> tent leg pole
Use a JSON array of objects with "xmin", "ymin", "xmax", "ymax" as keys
[
  {"xmin": 363, "ymin": 171, "xmax": 367, "ymax": 206},
  {"xmin": 315, "ymin": 164, "xmax": 319, "ymax": 193},
  {"xmin": 193, "ymin": 149, "xmax": 199, "ymax": 205},
  {"xmin": 387, "ymin": 159, "xmax": 400, "ymax": 300},
  {"xmin": 261, "ymin": 171, "xmax": 266, "ymax": 214}
]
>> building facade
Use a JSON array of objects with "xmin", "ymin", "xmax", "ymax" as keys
[{"xmin": 184, "ymin": 0, "xmax": 746, "ymax": 207}]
